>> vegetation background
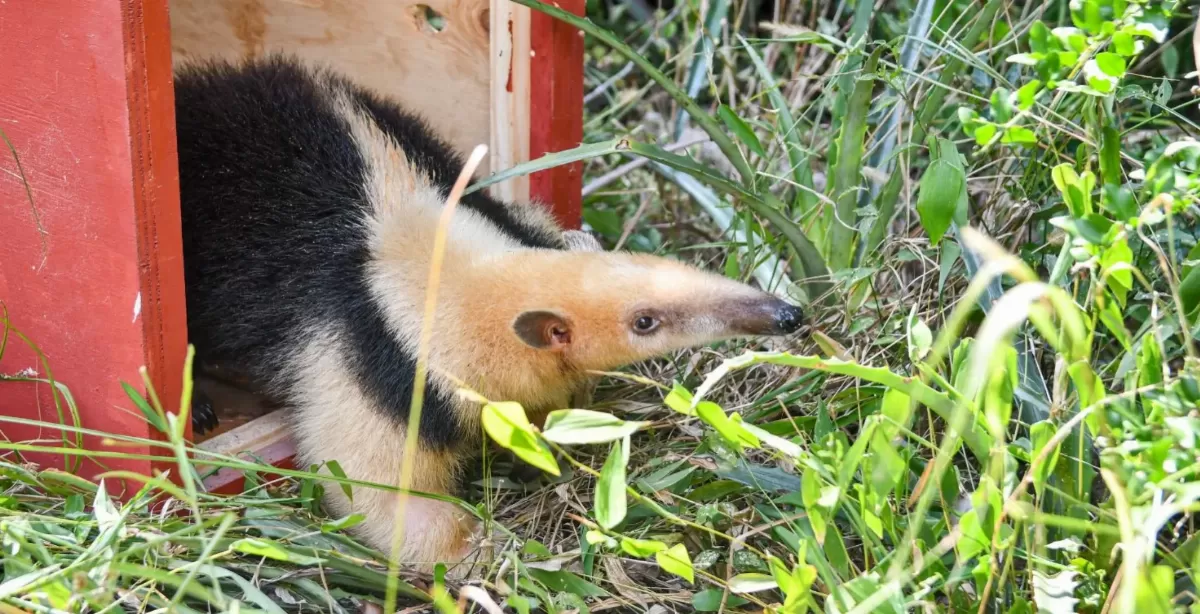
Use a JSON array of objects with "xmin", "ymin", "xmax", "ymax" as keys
[{"xmin": 2, "ymin": 0, "xmax": 1199, "ymax": 611}]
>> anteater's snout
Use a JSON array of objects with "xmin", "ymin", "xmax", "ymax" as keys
[
  {"xmin": 773, "ymin": 303, "xmax": 804, "ymax": 334},
  {"xmin": 726, "ymin": 297, "xmax": 805, "ymax": 336}
]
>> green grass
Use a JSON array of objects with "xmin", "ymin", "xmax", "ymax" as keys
[{"xmin": 5, "ymin": 0, "xmax": 1200, "ymax": 611}]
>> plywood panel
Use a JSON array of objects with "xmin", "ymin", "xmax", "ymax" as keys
[
  {"xmin": 0, "ymin": 0, "xmax": 188, "ymax": 494},
  {"xmin": 169, "ymin": 0, "xmax": 494, "ymax": 174}
]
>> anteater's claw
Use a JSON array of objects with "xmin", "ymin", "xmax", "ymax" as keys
[{"xmin": 191, "ymin": 390, "xmax": 219, "ymax": 436}]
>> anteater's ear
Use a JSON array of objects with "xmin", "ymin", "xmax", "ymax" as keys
[{"xmin": 512, "ymin": 310, "xmax": 572, "ymax": 350}]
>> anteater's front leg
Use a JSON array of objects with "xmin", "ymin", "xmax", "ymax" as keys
[{"xmin": 289, "ymin": 344, "xmax": 489, "ymax": 574}]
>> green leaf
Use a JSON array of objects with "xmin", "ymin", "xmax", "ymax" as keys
[
  {"xmin": 542, "ymin": 409, "xmax": 648, "ymax": 445},
  {"xmin": 989, "ymin": 88, "xmax": 1014, "ymax": 122},
  {"xmin": 908, "ymin": 315, "xmax": 933, "ymax": 362},
  {"xmin": 482, "ymin": 401, "xmax": 560, "ymax": 477},
  {"xmin": 1113, "ymin": 30, "xmax": 1135, "ymax": 56},
  {"xmin": 801, "ymin": 467, "xmax": 827, "ymax": 543},
  {"xmin": 325, "ymin": 459, "xmax": 353, "ymax": 503},
  {"xmin": 1135, "ymin": 564, "xmax": 1174, "ymax": 612},
  {"xmin": 916, "ymin": 159, "xmax": 964, "ymax": 246},
  {"xmin": 696, "ymin": 401, "xmax": 760, "ymax": 450},
  {"xmin": 974, "ymin": 123, "xmax": 998, "ymax": 145},
  {"xmin": 1095, "ymin": 53, "xmax": 1127, "ymax": 78},
  {"xmin": 718, "ymin": 105, "xmax": 766, "ymax": 158},
  {"xmin": 693, "ymin": 589, "xmax": 749, "ymax": 611},
  {"xmin": 1016, "ymin": 80, "xmax": 1042, "ymax": 110},
  {"xmin": 595, "ymin": 436, "xmax": 629, "ymax": 529},
  {"xmin": 525, "ymin": 569, "xmax": 608, "ymax": 598},
  {"xmin": 728, "ymin": 573, "xmax": 778, "ymax": 594},
  {"xmin": 465, "ymin": 139, "xmax": 626, "ymax": 195},
  {"xmin": 1139, "ymin": 334, "xmax": 1165, "ymax": 388},
  {"xmin": 880, "ymin": 388, "xmax": 913, "ymax": 441},
  {"xmin": 869, "ymin": 427, "xmax": 907, "ymax": 494},
  {"xmin": 1001, "ymin": 126, "xmax": 1037, "ymax": 144},
  {"xmin": 664, "ymin": 383, "xmax": 697, "ymax": 416},
  {"xmin": 230, "ymin": 538, "xmax": 322, "ymax": 565},
  {"xmin": 1030, "ymin": 21, "xmax": 1050, "ymax": 53},
  {"xmin": 656, "ymin": 544, "xmax": 695, "ymax": 583},
  {"xmin": 1100, "ymin": 125, "xmax": 1123, "ymax": 186},
  {"xmin": 620, "ymin": 537, "xmax": 668, "ymax": 558},
  {"xmin": 1100, "ymin": 238, "xmax": 1133, "ymax": 305},
  {"xmin": 1030, "ymin": 421, "xmax": 1061, "ymax": 496},
  {"xmin": 320, "ymin": 513, "xmax": 366, "ymax": 533},
  {"xmin": 122, "ymin": 383, "xmax": 167, "ymax": 434},
  {"xmin": 1101, "ymin": 185, "xmax": 1137, "ymax": 220},
  {"xmin": 692, "ymin": 351, "xmax": 991, "ymax": 461}
]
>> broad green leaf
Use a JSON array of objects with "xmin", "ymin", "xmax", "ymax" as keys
[
  {"xmin": 1100, "ymin": 125, "xmax": 1123, "ymax": 186},
  {"xmin": 728, "ymin": 573, "xmax": 778, "ymax": 594},
  {"xmin": 1134, "ymin": 564, "xmax": 1174, "ymax": 612},
  {"xmin": 1030, "ymin": 21, "xmax": 1050, "ymax": 53},
  {"xmin": 542, "ymin": 409, "xmax": 648, "ymax": 445},
  {"xmin": 974, "ymin": 123, "xmax": 998, "ymax": 145},
  {"xmin": 692, "ymin": 589, "xmax": 749, "ymax": 611},
  {"xmin": 1030, "ymin": 421, "xmax": 1062, "ymax": 496},
  {"xmin": 916, "ymin": 159, "xmax": 963, "ymax": 246},
  {"xmin": 656, "ymin": 543, "xmax": 695, "ymax": 583},
  {"xmin": 1095, "ymin": 53, "xmax": 1127, "ymax": 78},
  {"xmin": 824, "ymin": 523, "xmax": 851, "ymax": 577},
  {"xmin": 664, "ymin": 383, "xmax": 697, "ymax": 416},
  {"xmin": 838, "ymin": 419, "xmax": 874, "ymax": 491},
  {"xmin": 1113, "ymin": 30, "xmax": 1135, "ymax": 56},
  {"xmin": 718, "ymin": 105, "xmax": 766, "ymax": 158},
  {"xmin": 1016, "ymin": 80, "xmax": 1042, "ymax": 110},
  {"xmin": 525, "ymin": 569, "xmax": 608, "ymax": 598},
  {"xmin": 696, "ymin": 401, "xmax": 760, "ymax": 450},
  {"xmin": 1139, "ymin": 334, "xmax": 1165, "ymax": 388},
  {"xmin": 1180, "ymin": 246, "xmax": 1200, "ymax": 316},
  {"xmin": 879, "ymin": 388, "xmax": 913, "ymax": 441},
  {"xmin": 1101, "ymin": 185, "xmax": 1137, "ymax": 220},
  {"xmin": 869, "ymin": 427, "xmax": 907, "ymax": 495},
  {"xmin": 1052, "ymin": 164, "xmax": 1083, "ymax": 215},
  {"xmin": 482, "ymin": 402, "xmax": 560, "ymax": 477},
  {"xmin": 989, "ymin": 88, "xmax": 1013, "ymax": 122},
  {"xmin": 1100, "ymin": 238, "xmax": 1134, "ymax": 306},
  {"xmin": 1002, "ymin": 126, "xmax": 1037, "ymax": 144},
  {"xmin": 595, "ymin": 436, "xmax": 629, "ymax": 529},
  {"xmin": 620, "ymin": 537, "xmax": 667, "ymax": 557}
]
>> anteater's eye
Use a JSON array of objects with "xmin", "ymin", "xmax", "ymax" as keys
[{"xmin": 632, "ymin": 315, "xmax": 660, "ymax": 334}]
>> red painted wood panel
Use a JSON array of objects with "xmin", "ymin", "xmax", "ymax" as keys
[
  {"xmin": 529, "ymin": 0, "xmax": 586, "ymax": 230},
  {"xmin": 0, "ymin": 0, "xmax": 188, "ymax": 496}
]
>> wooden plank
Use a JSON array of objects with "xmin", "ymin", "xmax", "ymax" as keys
[
  {"xmin": 0, "ymin": 0, "xmax": 188, "ymax": 496},
  {"xmin": 169, "ymin": 0, "xmax": 494, "ymax": 174},
  {"xmin": 528, "ymin": 0, "xmax": 585, "ymax": 229},
  {"xmin": 489, "ymin": 0, "xmax": 532, "ymax": 203},
  {"xmin": 198, "ymin": 409, "xmax": 297, "ymax": 495}
]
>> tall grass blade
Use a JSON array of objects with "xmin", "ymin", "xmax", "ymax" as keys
[
  {"xmin": 862, "ymin": 0, "xmax": 1004, "ymax": 255},
  {"xmin": 828, "ymin": 47, "xmax": 881, "ymax": 271},
  {"xmin": 465, "ymin": 139, "xmax": 626, "ymax": 195}
]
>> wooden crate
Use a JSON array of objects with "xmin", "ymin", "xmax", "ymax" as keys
[{"xmin": 0, "ymin": 0, "xmax": 583, "ymax": 497}]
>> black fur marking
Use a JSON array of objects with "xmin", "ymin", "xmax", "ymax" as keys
[{"xmin": 174, "ymin": 54, "xmax": 561, "ymax": 449}]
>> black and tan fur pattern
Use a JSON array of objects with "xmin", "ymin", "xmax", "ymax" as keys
[{"xmin": 174, "ymin": 54, "xmax": 803, "ymax": 572}]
